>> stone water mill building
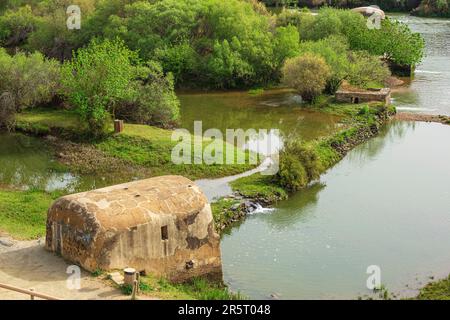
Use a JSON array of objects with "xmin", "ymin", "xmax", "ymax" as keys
[{"xmin": 45, "ymin": 176, "xmax": 222, "ymax": 282}]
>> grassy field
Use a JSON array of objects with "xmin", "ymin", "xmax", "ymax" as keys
[
  {"xmin": 15, "ymin": 109, "xmax": 258, "ymax": 181},
  {"xmin": 0, "ymin": 189, "xmax": 58, "ymax": 239}
]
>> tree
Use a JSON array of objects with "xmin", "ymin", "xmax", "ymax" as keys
[
  {"xmin": 80, "ymin": 0, "xmax": 297, "ymax": 88},
  {"xmin": 60, "ymin": 38, "xmax": 139, "ymax": 137},
  {"xmin": 0, "ymin": 5, "xmax": 37, "ymax": 47},
  {"xmin": 347, "ymin": 51, "xmax": 391, "ymax": 88},
  {"xmin": 115, "ymin": 61, "xmax": 180, "ymax": 128},
  {"xmin": 282, "ymin": 53, "xmax": 331, "ymax": 102},
  {"xmin": 299, "ymin": 35, "xmax": 350, "ymax": 93},
  {"xmin": 275, "ymin": 141, "xmax": 321, "ymax": 192},
  {"xmin": 0, "ymin": 48, "xmax": 60, "ymax": 111}
]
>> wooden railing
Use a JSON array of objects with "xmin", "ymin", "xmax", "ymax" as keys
[{"xmin": 0, "ymin": 282, "xmax": 61, "ymax": 300}]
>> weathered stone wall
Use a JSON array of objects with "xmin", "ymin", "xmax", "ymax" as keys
[
  {"xmin": 46, "ymin": 176, "xmax": 222, "ymax": 282},
  {"xmin": 335, "ymin": 88, "xmax": 391, "ymax": 105}
]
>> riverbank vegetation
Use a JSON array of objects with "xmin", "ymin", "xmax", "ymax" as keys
[
  {"xmin": 119, "ymin": 275, "xmax": 244, "ymax": 300},
  {"xmin": 0, "ymin": 2, "xmax": 424, "ymax": 139},
  {"xmin": 0, "ymin": 0, "xmax": 420, "ymax": 247},
  {"xmin": 412, "ymin": 0, "xmax": 450, "ymax": 17},
  {"xmin": 416, "ymin": 275, "xmax": 450, "ymax": 300},
  {"xmin": 228, "ymin": 101, "xmax": 395, "ymax": 205},
  {"xmin": 0, "ymin": 0, "xmax": 427, "ymax": 300}
]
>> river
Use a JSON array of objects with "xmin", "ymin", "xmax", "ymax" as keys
[
  {"xmin": 219, "ymin": 14, "xmax": 450, "ymax": 299},
  {"xmin": 392, "ymin": 14, "xmax": 450, "ymax": 116}
]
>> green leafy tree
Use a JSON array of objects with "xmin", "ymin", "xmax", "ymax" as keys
[
  {"xmin": 282, "ymin": 53, "xmax": 331, "ymax": 102},
  {"xmin": 298, "ymin": 8, "xmax": 425, "ymax": 67},
  {"xmin": 0, "ymin": 5, "xmax": 37, "ymax": 46},
  {"xmin": 347, "ymin": 51, "xmax": 391, "ymax": 88},
  {"xmin": 60, "ymin": 38, "xmax": 139, "ymax": 137},
  {"xmin": 80, "ymin": 0, "xmax": 295, "ymax": 88},
  {"xmin": 299, "ymin": 35, "xmax": 350, "ymax": 93},
  {"xmin": 116, "ymin": 61, "xmax": 180, "ymax": 128},
  {"xmin": 275, "ymin": 141, "xmax": 321, "ymax": 192},
  {"xmin": 0, "ymin": 48, "xmax": 60, "ymax": 110}
]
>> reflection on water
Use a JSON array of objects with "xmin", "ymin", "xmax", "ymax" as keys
[
  {"xmin": 391, "ymin": 15, "xmax": 450, "ymax": 115},
  {"xmin": 0, "ymin": 133, "xmax": 141, "ymax": 193},
  {"xmin": 179, "ymin": 90, "xmax": 342, "ymax": 143},
  {"xmin": 0, "ymin": 133, "xmax": 76, "ymax": 192},
  {"xmin": 221, "ymin": 122, "xmax": 450, "ymax": 299}
]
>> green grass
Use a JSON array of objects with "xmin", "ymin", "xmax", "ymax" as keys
[
  {"xmin": 211, "ymin": 198, "xmax": 241, "ymax": 230},
  {"xmin": 132, "ymin": 275, "xmax": 244, "ymax": 300},
  {"xmin": 248, "ymin": 88, "xmax": 264, "ymax": 95},
  {"xmin": 16, "ymin": 109, "xmax": 259, "ymax": 181},
  {"xmin": 97, "ymin": 126, "xmax": 258, "ymax": 180},
  {"xmin": 230, "ymin": 174, "xmax": 288, "ymax": 203},
  {"xmin": 416, "ymin": 275, "xmax": 450, "ymax": 300},
  {"xmin": 17, "ymin": 109, "xmax": 81, "ymax": 129},
  {"xmin": 0, "ymin": 189, "xmax": 59, "ymax": 239}
]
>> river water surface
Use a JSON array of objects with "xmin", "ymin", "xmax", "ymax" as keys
[{"xmin": 219, "ymin": 14, "xmax": 450, "ymax": 299}]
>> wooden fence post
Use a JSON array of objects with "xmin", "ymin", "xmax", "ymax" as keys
[{"xmin": 114, "ymin": 120, "xmax": 124, "ymax": 134}]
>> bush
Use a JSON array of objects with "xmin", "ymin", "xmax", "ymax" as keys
[
  {"xmin": 80, "ymin": 0, "xmax": 297, "ymax": 88},
  {"xmin": 347, "ymin": 51, "xmax": 391, "ymax": 88},
  {"xmin": 116, "ymin": 61, "xmax": 180, "ymax": 128},
  {"xmin": 308, "ymin": 7, "xmax": 343, "ymax": 41},
  {"xmin": 298, "ymin": 7, "xmax": 425, "ymax": 67},
  {"xmin": 282, "ymin": 53, "xmax": 331, "ymax": 102},
  {"xmin": 276, "ymin": 8, "xmax": 303, "ymax": 28},
  {"xmin": 60, "ymin": 38, "xmax": 140, "ymax": 138},
  {"xmin": 0, "ymin": 5, "xmax": 37, "ymax": 47},
  {"xmin": 0, "ymin": 48, "xmax": 60, "ymax": 111},
  {"xmin": 0, "ymin": 92, "xmax": 15, "ymax": 130},
  {"xmin": 299, "ymin": 35, "xmax": 350, "ymax": 94},
  {"xmin": 275, "ymin": 141, "xmax": 321, "ymax": 192}
]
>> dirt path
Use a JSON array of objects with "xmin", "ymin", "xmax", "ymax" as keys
[
  {"xmin": 0, "ymin": 235, "xmax": 127, "ymax": 300},
  {"xmin": 395, "ymin": 112, "xmax": 450, "ymax": 124}
]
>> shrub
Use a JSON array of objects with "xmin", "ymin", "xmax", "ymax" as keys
[
  {"xmin": 116, "ymin": 61, "xmax": 180, "ymax": 128},
  {"xmin": 0, "ymin": 48, "xmax": 60, "ymax": 111},
  {"xmin": 347, "ymin": 51, "xmax": 391, "ymax": 88},
  {"xmin": 275, "ymin": 141, "xmax": 321, "ymax": 192},
  {"xmin": 308, "ymin": 7, "xmax": 343, "ymax": 41},
  {"xmin": 0, "ymin": 5, "xmax": 37, "ymax": 47},
  {"xmin": 81, "ymin": 0, "xmax": 297, "ymax": 88},
  {"xmin": 60, "ymin": 38, "xmax": 140, "ymax": 138},
  {"xmin": 282, "ymin": 53, "xmax": 331, "ymax": 102},
  {"xmin": 297, "ymin": 11, "xmax": 317, "ymax": 40},
  {"xmin": 0, "ymin": 92, "xmax": 15, "ymax": 130},
  {"xmin": 276, "ymin": 8, "xmax": 303, "ymax": 28},
  {"xmin": 299, "ymin": 35, "xmax": 350, "ymax": 94},
  {"xmin": 298, "ymin": 8, "xmax": 425, "ymax": 67}
]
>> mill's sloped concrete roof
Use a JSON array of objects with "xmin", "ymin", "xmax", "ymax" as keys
[{"xmin": 50, "ymin": 175, "xmax": 207, "ymax": 231}]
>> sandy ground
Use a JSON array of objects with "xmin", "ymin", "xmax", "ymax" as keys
[
  {"xmin": 395, "ymin": 112, "xmax": 450, "ymax": 124},
  {"xmin": 0, "ymin": 235, "xmax": 128, "ymax": 300}
]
